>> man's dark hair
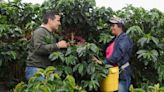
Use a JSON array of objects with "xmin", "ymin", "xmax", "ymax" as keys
[{"xmin": 42, "ymin": 10, "xmax": 60, "ymax": 24}]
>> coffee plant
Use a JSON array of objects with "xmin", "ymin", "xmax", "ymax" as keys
[
  {"xmin": 0, "ymin": 0, "xmax": 164, "ymax": 91},
  {"xmin": 14, "ymin": 66, "xmax": 86, "ymax": 92}
]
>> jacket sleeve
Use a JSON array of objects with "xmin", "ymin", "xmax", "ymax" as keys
[
  {"xmin": 105, "ymin": 38, "xmax": 128, "ymax": 65},
  {"xmin": 33, "ymin": 30, "xmax": 59, "ymax": 55}
]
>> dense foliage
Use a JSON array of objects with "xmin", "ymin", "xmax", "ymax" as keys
[
  {"xmin": 14, "ymin": 66, "xmax": 86, "ymax": 92},
  {"xmin": 0, "ymin": 0, "xmax": 164, "ymax": 91},
  {"xmin": 0, "ymin": 0, "xmax": 41, "ymax": 89}
]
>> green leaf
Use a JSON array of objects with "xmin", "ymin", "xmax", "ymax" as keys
[
  {"xmin": 40, "ymin": 85, "xmax": 50, "ymax": 92},
  {"xmin": 138, "ymin": 37, "xmax": 147, "ymax": 47},
  {"xmin": 159, "ymin": 87, "xmax": 164, "ymax": 91},
  {"xmin": 126, "ymin": 26, "xmax": 144, "ymax": 41},
  {"xmin": 89, "ymin": 81, "xmax": 93, "ymax": 91},
  {"xmin": 77, "ymin": 45, "xmax": 87, "ymax": 57},
  {"xmin": 14, "ymin": 82, "xmax": 27, "ymax": 92},
  {"xmin": 7, "ymin": 51, "xmax": 17, "ymax": 60},
  {"xmin": 151, "ymin": 36, "xmax": 159, "ymax": 45},
  {"xmin": 44, "ymin": 66, "xmax": 56, "ymax": 78},
  {"xmin": 64, "ymin": 66, "xmax": 72, "ymax": 74},
  {"xmin": 65, "ymin": 75, "xmax": 75, "ymax": 87},
  {"xmin": 137, "ymin": 50, "xmax": 146, "ymax": 54},
  {"xmin": 65, "ymin": 47, "xmax": 72, "ymax": 56},
  {"xmin": 65, "ymin": 55, "xmax": 77, "ymax": 65},
  {"xmin": 99, "ymin": 33, "xmax": 112, "ymax": 44},
  {"xmin": 54, "ymin": 73, "xmax": 60, "ymax": 79},
  {"xmin": 133, "ymin": 88, "xmax": 145, "ymax": 92},
  {"xmin": 148, "ymin": 86, "xmax": 155, "ymax": 92},
  {"xmin": 89, "ymin": 43, "xmax": 99, "ymax": 54},
  {"xmin": 87, "ymin": 63, "xmax": 95, "ymax": 74},
  {"xmin": 33, "ymin": 72, "xmax": 44, "ymax": 79},
  {"xmin": 73, "ymin": 63, "xmax": 80, "ymax": 72},
  {"xmin": 45, "ymin": 66, "xmax": 56, "ymax": 73},
  {"xmin": 137, "ymin": 50, "xmax": 146, "ymax": 58},
  {"xmin": 49, "ymin": 52, "xmax": 59, "ymax": 61},
  {"xmin": 49, "ymin": 52, "xmax": 64, "ymax": 61},
  {"xmin": 33, "ymin": 82, "xmax": 41, "ymax": 92},
  {"xmin": 14, "ymin": 0, "xmax": 21, "ymax": 3},
  {"xmin": 78, "ymin": 64, "xmax": 84, "ymax": 74}
]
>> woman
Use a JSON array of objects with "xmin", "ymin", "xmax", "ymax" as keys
[{"xmin": 93, "ymin": 17, "xmax": 133, "ymax": 92}]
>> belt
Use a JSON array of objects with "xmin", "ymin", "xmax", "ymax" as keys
[
  {"xmin": 119, "ymin": 62, "xmax": 130, "ymax": 74},
  {"xmin": 120, "ymin": 62, "xmax": 130, "ymax": 70}
]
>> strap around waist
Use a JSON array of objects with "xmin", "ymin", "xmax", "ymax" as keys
[{"xmin": 120, "ymin": 62, "xmax": 130, "ymax": 70}]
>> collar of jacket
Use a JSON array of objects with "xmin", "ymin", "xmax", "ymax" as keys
[
  {"xmin": 115, "ymin": 32, "xmax": 125, "ymax": 40},
  {"xmin": 103, "ymin": 32, "xmax": 126, "ymax": 53}
]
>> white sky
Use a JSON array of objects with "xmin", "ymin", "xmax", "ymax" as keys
[
  {"xmin": 96, "ymin": 0, "xmax": 164, "ymax": 12},
  {"xmin": 4, "ymin": 0, "xmax": 164, "ymax": 12}
]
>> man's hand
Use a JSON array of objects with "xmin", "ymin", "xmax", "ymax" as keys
[
  {"xmin": 92, "ymin": 56, "xmax": 102, "ymax": 64},
  {"xmin": 56, "ymin": 40, "xmax": 69, "ymax": 48}
]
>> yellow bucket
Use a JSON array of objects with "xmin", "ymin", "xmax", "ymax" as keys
[{"xmin": 100, "ymin": 66, "xmax": 119, "ymax": 92}]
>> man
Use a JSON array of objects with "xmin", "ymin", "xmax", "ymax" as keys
[
  {"xmin": 93, "ymin": 17, "xmax": 133, "ymax": 92},
  {"xmin": 25, "ymin": 10, "xmax": 69, "ymax": 81}
]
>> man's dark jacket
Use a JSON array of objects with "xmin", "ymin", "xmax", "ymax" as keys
[{"xmin": 26, "ymin": 27, "xmax": 59, "ymax": 69}]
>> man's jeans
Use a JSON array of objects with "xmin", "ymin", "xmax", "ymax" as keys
[
  {"xmin": 118, "ymin": 77, "xmax": 131, "ymax": 92},
  {"xmin": 25, "ymin": 66, "xmax": 44, "ymax": 81}
]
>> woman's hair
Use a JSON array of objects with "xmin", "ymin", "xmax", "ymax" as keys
[{"xmin": 117, "ymin": 23, "xmax": 126, "ymax": 32}]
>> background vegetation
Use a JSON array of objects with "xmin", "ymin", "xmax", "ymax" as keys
[{"xmin": 0, "ymin": 0, "xmax": 164, "ymax": 91}]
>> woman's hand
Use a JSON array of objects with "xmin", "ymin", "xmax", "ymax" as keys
[{"xmin": 92, "ymin": 56, "xmax": 102, "ymax": 64}]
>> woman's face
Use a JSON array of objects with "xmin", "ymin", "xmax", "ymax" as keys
[{"xmin": 111, "ymin": 23, "xmax": 120, "ymax": 36}]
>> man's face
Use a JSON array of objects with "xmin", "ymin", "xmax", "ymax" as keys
[{"xmin": 49, "ymin": 15, "xmax": 61, "ymax": 31}]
